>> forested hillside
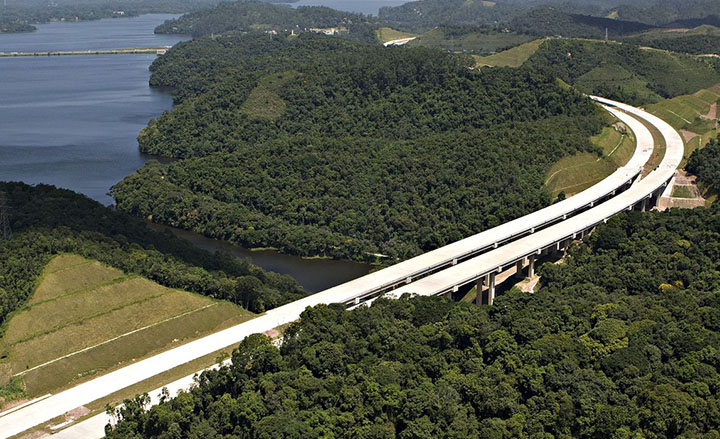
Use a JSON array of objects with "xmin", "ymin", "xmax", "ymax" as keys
[
  {"xmin": 623, "ymin": 26, "xmax": 720, "ymax": 55},
  {"xmin": 106, "ymin": 205, "xmax": 720, "ymax": 439},
  {"xmin": 525, "ymin": 39, "xmax": 720, "ymax": 105},
  {"xmin": 0, "ymin": 0, "xmax": 219, "ymax": 33},
  {"xmin": 377, "ymin": 0, "xmax": 720, "ymax": 30},
  {"xmin": 112, "ymin": 32, "xmax": 604, "ymax": 261},
  {"xmin": 687, "ymin": 136, "xmax": 720, "ymax": 195},
  {"xmin": 153, "ymin": 0, "xmax": 378, "ymax": 41},
  {"xmin": 0, "ymin": 182, "xmax": 303, "ymax": 331},
  {"xmin": 378, "ymin": 0, "xmax": 520, "ymax": 30},
  {"xmin": 508, "ymin": 7, "xmax": 651, "ymax": 39}
]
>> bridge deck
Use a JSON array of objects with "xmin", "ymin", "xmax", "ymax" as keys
[
  {"xmin": 385, "ymin": 98, "xmax": 684, "ymax": 299},
  {"xmin": 0, "ymin": 98, "xmax": 679, "ymax": 439}
]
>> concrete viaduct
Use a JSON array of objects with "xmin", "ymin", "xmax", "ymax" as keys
[{"xmin": 0, "ymin": 97, "xmax": 684, "ymax": 439}]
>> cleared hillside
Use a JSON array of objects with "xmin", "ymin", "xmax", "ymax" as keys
[
  {"xmin": 474, "ymin": 38, "xmax": 545, "ymax": 67},
  {"xmin": 0, "ymin": 254, "xmax": 254, "ymax": 402}
]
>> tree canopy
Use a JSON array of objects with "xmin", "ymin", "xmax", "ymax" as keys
[
  {"xmin": 106, "ymin": 203, "xmax": 720, "ymax": 439},
  {"xmin": 0, "ymin": 182, "xmax": 304, "ymax": 331},
  {"xmin": 112, "ymin": 32, "xmax": 604, "ymax": 261}
]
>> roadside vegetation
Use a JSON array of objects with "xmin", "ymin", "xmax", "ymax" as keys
[
  {"xmin": 545, "ymin": 118, "xmax": 636, "ymax": 198},
  {"xmin": 0, "ymin": 255, "xmax": 254, "ymax": 403},
  {"xmin": 108, "ymin": 203, "xmax": 720, "ymax": 439},
  {"xmin": 686, "ymin": 135, "xmax": 720, "ymax": 197},
  {"xmin": 647, "ymin": 83, "xmax": 720, "ymax": 158}
]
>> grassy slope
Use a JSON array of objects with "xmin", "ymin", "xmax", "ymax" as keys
[
  {"xmin": 647, "ymin": 82, "xmax": 720, "ymax": 162},
  {"xmin": 545, "ymin": 117, "xmax": 636, "ymax": 198},
  {"xmin": 628, "ymin": 25, "xmax": 720, "ymax": 42},
  {"xmin": 575, "ymin": 64, "xmax": 663, "ymax": 103},
  {"xmin": 0, "ymin": 255, "xmax": 255, "ymax": 400},
  {"xmin": 376, "ymin": 27, "xmax": 417, "ymax": 43},
  {"xmin": 474, "ymin": 38, "xmax": 545, "ymax": 67},
  {"xmin": 411, "ymin": 28, "xmax": 533, "ymax": 55},
  {"xmin": 240, "ymin": 71, "xmax": 298, "ymax": 121}
]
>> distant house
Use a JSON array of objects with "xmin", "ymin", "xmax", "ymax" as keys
[
  {"xmin": 309, "ymin": 27, "xmax": 340, "ymax": 36},
  {"xmin": 112, "ymin": 10, "xmax": 125, "ymax": 16}
]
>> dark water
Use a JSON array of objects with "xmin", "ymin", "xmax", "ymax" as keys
[
  {"xmin": 282, "ymin": 0, "xmax": 408, "ymax": 15},
  {"xmin": 149, "ymin": 224, "xmax": 372, "ymax": 292},
  {"xmin": 0, "ymin": 14, "xmax": 185, "ymax": 52},
  {"xmin": 0, "ymin": 13, "xmax": 371, "ymax": 291},
  {"xmin": 0, "ymin": 14, "xmax": 187, "ymax": 204}
]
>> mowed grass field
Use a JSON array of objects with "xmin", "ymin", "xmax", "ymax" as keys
[
  {"xmin": 376, "ymin": 27, "xmax": 417, "ymax": 44},
  {"xmin": 0, "ymin": 254, "xmax": 255, "ymax": 400},
  {"xmin": 473, "ymin": 39, "xmax": 545, "ymax": 67},
  {"xmin": 411, "ymin": 28, "xmax": 534, "ymax": 55},
  {"xmin": 545, "ymin": 120, "xmax": 636, "ymax": 198}
]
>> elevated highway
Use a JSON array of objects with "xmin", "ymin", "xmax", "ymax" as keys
[
  {"xmin": 382, "ymin": 97, "xmax": 684, "ymax": 302},
  {"xmin": 0, "ymin": 98, "xmax": 680, "ymax": 439}
]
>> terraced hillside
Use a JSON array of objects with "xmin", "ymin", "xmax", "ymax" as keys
[
  {"xmin": 0, "ymin": 254, "xmax": 254, "ymax": 402},
  {"xmin": 647, "ymin": 83, "xmax": 720, "ymax": 159}
]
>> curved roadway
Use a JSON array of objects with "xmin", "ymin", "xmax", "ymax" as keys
[
  {"xmin": 0, "ymin": 98, "xmax": 681, "ymax": 439},
  {"xmin": 384, "ymin": 97, "xmax": 684, "ymax": 299}
]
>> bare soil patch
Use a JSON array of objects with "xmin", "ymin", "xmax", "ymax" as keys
[{"xmin": 680, "ymin": 129, "xmax": 699, "ymax": 143}]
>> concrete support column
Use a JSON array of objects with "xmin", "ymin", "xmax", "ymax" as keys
[
  {"xmin": 475, "ymin": 277, "xmax": 484, "ymax": 305},
  {"xmin": 516, "ymin": 260, "xmax": 523, "ymax": 274},
  {"xmin": 528, "ymin": 255, "xmax": 535, "ymax": 278},
  {"xmin": 488, "ymin": 272, "xmax": 496, "ymax": 306},
  {"xmin": 444, "ymin": 290, "xmax": 452, "ymax": 300},
  {"xmin": 641, "ymin": 198, "xmax": 647, "ymax": 212}
]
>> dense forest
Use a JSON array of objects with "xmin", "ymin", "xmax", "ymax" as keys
[
  {"xmin": 687, "ymin": 137, "xmax": 720, "ymax": 195},
  {"xmin": 524, "ymin": 39, "xmax": 720, "ymax": 105},
  {"xmin": 625, "ymin": 34, "xmax": 720, "ymax": 56},
  {"xmin": 111, "ymin": 32, "xmax": 604, "ymax": 261},
  {"xmin": 377, "ymin": 0, "xmax": 720, "ymax": 30},
  {"xmin": 0, "ymin": 182, "xmax": 304, "ymax": 331},
  {"xmin": 106, "ymin": 204, "xmax": 720, "ymax": 439},
  {"xmin": 508, "ymin": 7, "xmax": 651, "ymax": 39},
  {"xmin": 0, "ymin": 0, "xmax": 219, "ymax": 33},
  {"xmin": 153, "ymin": 0, "xmax": 378, "ymax": 42}
]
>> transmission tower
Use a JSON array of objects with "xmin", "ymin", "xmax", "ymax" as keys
[{"xmin": 0, "ymin": 192, "xmax": 12, "ymax": 241}]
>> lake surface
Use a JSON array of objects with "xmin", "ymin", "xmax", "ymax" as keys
[
  {"xmin": 0, "ymin": 14, "xmax": 186, "ymax": 204},
  {"xmin": 0, "ymin": 13, "xmax": 371, "ymax": 291},
  {"xmin": 282, "ymin": 0, "xmax": 408, "ymax": 15}
]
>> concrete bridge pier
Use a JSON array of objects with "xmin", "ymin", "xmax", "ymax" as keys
[
  {"xmin": 487, "ymin": 272, "xmax": 496, "ymax": 306},
  {"xmin": 475, "ymin": 276, "xmax": 484, "ymax": 305},
  {"xmin": 528, "ymin": 255, "xmax": 535, "ymax": 278}
]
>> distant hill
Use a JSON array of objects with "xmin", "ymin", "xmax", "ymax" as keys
[
  {"xmin": 154, "ymin": 0, "xmax": 378, "ymax": 41},
  {"xmin": 624, "ymin": 25, "xmax": 720, "ymax": 55},
  {"xmin": 378, "ymin": 0, "xmax": 523, "ymax": 30},
  {"xmin": 612, "ymin": 1, "xmax": 720, "ymax": 26},
  {"xmin": 524, "ymin": 39, "xmax": 720, "ymax": 105},
  {"xmin": 508, "ymin": 6, "xmax": 652, "ymax": 38}
]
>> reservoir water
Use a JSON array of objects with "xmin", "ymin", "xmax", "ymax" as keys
[
  {"xmin": 0, "ymin": 14, "xmax": 186, "ymax": 204},
  {"xmin": 0, "ymin": 13, "xmax": 371, "ymax": 291}
]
